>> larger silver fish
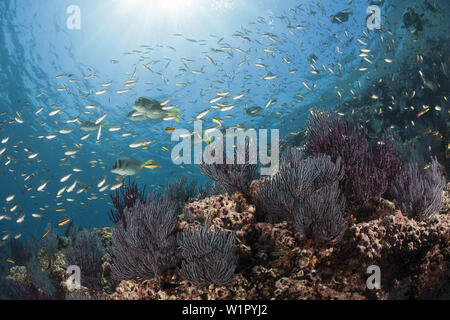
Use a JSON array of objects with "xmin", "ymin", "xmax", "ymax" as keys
[
  {"xmin": 131, "ymin": 97, "xmax": 179, "ymax": 121},
  {"xmin": 111, "ymin": 157, "xmax": 154, "ymax": 176}
]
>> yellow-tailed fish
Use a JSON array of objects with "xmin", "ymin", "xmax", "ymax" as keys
[
  {"xmin": 42, "ymin": 229, "xmax": 51, "ymax": 239},
  {"xmin": 417, "ymin": 108, "xmax": 429, "ymax": 118},
  {"xmin": 58, "ymin": 218, "xmax": 71, "ymax": 226}
]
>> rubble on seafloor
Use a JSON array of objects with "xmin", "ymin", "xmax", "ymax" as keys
[{"xmin": 7, "ymin": 184, "xmax": 450, "ymax": 300}]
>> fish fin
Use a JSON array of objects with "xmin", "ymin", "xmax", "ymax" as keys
[{"xmin": 144, "ymin": 160, "xmax": 154, "ymax": 166}]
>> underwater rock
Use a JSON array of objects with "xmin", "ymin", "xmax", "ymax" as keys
[
  {"xmin": 13, "ymin": 189, "xmax": 447, "ymax": 300},
  {"xmin": 7, "ymin": 266, "xmax": 28, "ymax": 284},
  {"xmin": 13, "ymin": 227, "xmax": 115, "ymax": 299},
  {"xmin": 49, "ymin": 251, "xmax": 67, "ymax": 283},
  {"xmin": 92, "ymin": 227, "xmax": 113, "ymax": 248},
  {"xmin": 61, "ymin": 281, "xmax": 90, "ymax": 297},
  {"xmin": 101, "ymin": 255, "xmax": 115, "ymax": 295},
  {"xmin": 441, "ymin": 183, "xmax": 450, "ymax": 214},
  {"xmin": 106, "ymin": 189, "xmax": 449, "ymax": 300},
  {"xmin": 336, "ymin": 212, "xmax": 450, "ymax": 299},
  {"xmin": 37, "ymin": 248, "xmax": 51, "ymax": 271},
  {"xmin": 182, "ymin": 193, "xmax": 256, "ymax": 234}
]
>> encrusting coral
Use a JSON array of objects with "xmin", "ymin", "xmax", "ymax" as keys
[
  {"xmin": 106, "ymin": 185, "xmax": 449, "ymax": 300},
  {"xmin": 3, "ymin": 183, "xmax": 448, "ymax": 300},
  {"xmin": 1, "ymin": 108, "xmax": 447, "ymax": 300}
]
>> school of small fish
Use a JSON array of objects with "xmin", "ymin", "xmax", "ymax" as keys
[{"xmin": 0, "ymin": 1, "xmax": 447, "ymax": 244}]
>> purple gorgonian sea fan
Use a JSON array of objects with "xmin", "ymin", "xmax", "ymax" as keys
[
  {"xmin": 110, "ymin": 193, "xmax": 179, "ymax": 282},
  {"xmin": 256, "ymin": 149, "xmax": 344, "ymax": 220},
  {"xmin": 199, "ymin": 139, "xmax": 259, "ymax": 199},
  {"xmin": 66, "ymin": 230, "xmax": 105, "ymax": 291},
  {"xmin": 390, "ymin": 157, "xmax": 445, "ymax": 220},
  {"xmin": 305, "ymin": 110, "xmax": 402, "ymax": 212},
  {"xmin": 165, "ymin": 176, "xmax": 199, "ymax": 212},
  {"xmin": 178, "ymin": 220, "xmax": 237, "ymax": 286},
  {"xmin": 293, "ymin": 181, "xmax": 346, "ymax": 243},
  {"xmin": 256, "ymin": 149, "xmax": 347, "ymax": 244},
  {"xmin": 108, "ymin": 177, "xmax": 147, "ymax": 227}
]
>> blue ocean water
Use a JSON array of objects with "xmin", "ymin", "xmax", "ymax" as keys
[{"xmin": 0, "ymin": 0, "xmax": 448, "ymax": 241}]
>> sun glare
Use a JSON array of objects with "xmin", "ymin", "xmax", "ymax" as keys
[{"xmin": 122, "ymin": 0, "xmax": 197, "ymax": 16}]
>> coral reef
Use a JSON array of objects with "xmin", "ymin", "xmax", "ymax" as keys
[
  {"xmin": 0, "ymin": 155, "xmax": 446, "ymax": 300},
  {"xmin": 106, "ymin": 187, "xmax": 448, "ymax": 300},
  {"xmin": 335, "ymin": 212, "xmax": 450, "ymax": 299},
  {"xmin": 6, "ymin": 252, "xmax": 65, "ymax": 300},
  {"xmin": 0, "ymin": 225, "xmax": 116, "ymax": 300},
  {"xmin": 1, "ymin": 183, "xmax": 448, "ymax": 300}
]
